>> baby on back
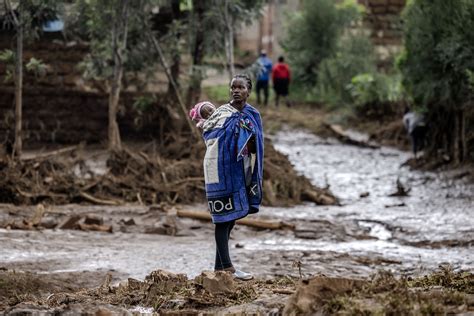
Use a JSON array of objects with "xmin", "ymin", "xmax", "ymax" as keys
[{"xmin": 189, "ymin": 101, "xmax": 216, "ymax": 129}]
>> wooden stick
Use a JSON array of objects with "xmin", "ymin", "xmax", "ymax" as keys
[
  {"xmin": 272, "ymin": 289, "xmax": 295, "ymax": 295},
  {"xmin": 176, "ymin": 210, "xmax": 294, "ymax": 230},
  {"xmin": 21, "ymin": 145, "xmax": 79, "ymax": 161},
  {"xmin": 79, "ymin": 192, "xmax": 122, "ymax": 206}
]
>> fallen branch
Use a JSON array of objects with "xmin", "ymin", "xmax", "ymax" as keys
[
  {"xmin": 324, "ymin": 123, "xmax": 379, "ymax": 149},
  {"xmin": 272, "ymin": 289, "xmax": 295, "ymax": 295},
  {"xmin": 79, "ymin": 192, "xmax": 123, "ymax": 206},
  {"xmin": 21, "ymin": 145, "xmax": 80, "ymax": 161},
  {"xmin": 176, "ymin": 210, "xmax": 295, "ymax": 230}
]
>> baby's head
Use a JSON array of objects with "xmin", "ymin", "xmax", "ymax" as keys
[{"xmin": 189, "ymin": 101, "xmax": 216, "ymax": 127}]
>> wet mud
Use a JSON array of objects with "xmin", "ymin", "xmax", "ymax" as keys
[{"xmin": 0, "ymin": 128, "xmax": 472, "ymax": 314}]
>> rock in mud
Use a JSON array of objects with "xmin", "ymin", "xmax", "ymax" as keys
[
  {"xmin": 39, "ymin": 218, "xmax": 58, "ymax": 229},
  {"xmin": 283, "ymin": 276, "xmax": 365, "ymax": 315},
  {"xmin": 59, "ymin": 215, "xmax": 82, "ymax": 229},
  {"xmin": 84, "ymin": 215, "xmax": 104, "ymax": 226},
  {"xmin": 120, "ymin": 218, "xmax": 136, "ymax": 226},
  {"xmin": 194, "ymin": 271, "xmax": 236, "ymax": 294}
]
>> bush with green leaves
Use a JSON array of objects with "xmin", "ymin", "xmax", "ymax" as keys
[
  {"xmin": 347, "ymin": 72, "xmax": 404, "ymax": 116},
  {"xmin": 282, "ymin": 0, "xmax": 363, "ymax": 87},
  {"xmin": 315, "ymin": 33, "xmax": 376, "ymax": 109},
  {"xmin": 0, "ymin": 49, "xmax": 47, "ymax": 82},
  {"xmin": 399, "ymin": 0, "xmax": 474, "ymax": 162}
]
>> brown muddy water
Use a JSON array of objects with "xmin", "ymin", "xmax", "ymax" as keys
[{"xmin": 0, "ymin": 129, "xmax": 472, "ymax": 287}]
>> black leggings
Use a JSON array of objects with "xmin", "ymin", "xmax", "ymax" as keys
[{"xmin": 214, "ymin": 220, "xmax": 235, "ymax": 270}]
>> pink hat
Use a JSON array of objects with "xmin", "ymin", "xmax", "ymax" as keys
[{"xmin": 189, "ymin": 101, "xmax": 214, "ymax": 126}]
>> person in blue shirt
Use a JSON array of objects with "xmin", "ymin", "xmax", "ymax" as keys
[{"xmin": 255, "ymin": 50, "xmax": 272, "ymax": 106}]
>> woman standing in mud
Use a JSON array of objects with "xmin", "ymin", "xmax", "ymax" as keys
[{"xmin": 201, "ymin": 74, "xmax": 264, "ymax": 280}]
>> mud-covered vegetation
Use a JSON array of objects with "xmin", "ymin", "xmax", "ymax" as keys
[
  {"xmin": 0, "ymin": 138, "xmax": 336, "ymax": 207},
  {"xmin": 1, "ymin": 267, "xmax": 472, "ymax": 315}
]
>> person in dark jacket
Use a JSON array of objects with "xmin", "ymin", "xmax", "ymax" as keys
[
  {"xmin": 403, "ymin": 107, "xmax": 427, "ymax": 158},
  {"xmin": 272, "ymin": 56, "xmax": 291, "ymax": 107}
]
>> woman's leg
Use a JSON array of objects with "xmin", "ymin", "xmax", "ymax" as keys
[{"xmin": 214, "ymin": 220, "xmax": 235, "ymax": 271}]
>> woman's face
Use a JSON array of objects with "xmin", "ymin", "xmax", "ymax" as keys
[{"xmin": 230, "ymin": 78, "xmax": 249, "ymax": 103}]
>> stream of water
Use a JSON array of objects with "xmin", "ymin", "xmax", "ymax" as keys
[{"xmin": 246, "ymin": 129, "xmax": 473, "ymax": 273}]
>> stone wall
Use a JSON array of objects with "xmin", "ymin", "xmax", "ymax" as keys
[
  {"xmin": 358, "ymin": 0, "xmax": 406, "ymax": 65},
  {"xmin": 0, "ymin": 87, "xmax": 162, "ymax": 146}
]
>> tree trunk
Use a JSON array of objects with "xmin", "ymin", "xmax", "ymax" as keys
[
  {"xmin": 224, "ymin": 0, "xmax": 235, "ymax": 81},
  {"xmin": 186, "ymin": 0, "xmax": 206, "ymax": 106},
  {"xmin": 451, "ymin": 108, "xmax": 460, "ymax": 164},
  {"xmin": 13, "ymin": 23, "xmax": 23, "ymax": 159},
  {"xmin": 148, "ymin": 33, "xmax": 201, "ymax": 140},
  {"xmin": 459, "ymin": 107, "xmax": 466, "ymax": 162},
  {"xmin": 108, "ymin": 0, "xmax": 130, "ymax": 151},
  {"xmin": 167, "ymin": 0, "xmax": 181, "ymax": 95}
]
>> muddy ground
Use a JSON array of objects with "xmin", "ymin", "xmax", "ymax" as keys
[{"xmin": 1, "ymin": 119, "xmax": 473, "ymax": 314}]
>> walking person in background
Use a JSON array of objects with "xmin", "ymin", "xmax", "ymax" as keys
[
  {"xmin": 255, "ymin": 50, "xmax": 272, "ymax": 106},
  {"xmin": 403, "ymin": 107, "xmax": 427, "ymax": 159},
  {"xmin": 272, "ymin": 56, "xmax": 291, "ymax": 107},
  {"xmin": 199, "ymin": 74, "xmax": 264, "ymax": 280}
]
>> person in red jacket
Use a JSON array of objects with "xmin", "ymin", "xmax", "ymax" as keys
[{"xmin": 272, "ymin": 56, "xmax": 291, "ymax": 107}]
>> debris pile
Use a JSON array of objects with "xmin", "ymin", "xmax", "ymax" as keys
[
  {"xmin": 2, "ymin": 267, "xmax": 472, "ymax": 314},
  {"xmin": 0, "ymin": 139, "xmax": 337, "ymax": 207}
]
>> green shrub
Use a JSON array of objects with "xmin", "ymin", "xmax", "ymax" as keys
[
  {"xmin": 399, "ymin": 0, "xmax": 474, "ymax": 162},
  {"xmin": 282, "ymin": 0, "xmax": 363, "ymax": 87},
  {"xmin": 315, "ymin": 33, "xmax": 376, "ymax": 109},
  {"xmin": 348, "ymin": 72, "xmax": 403, "ymax": 105}
]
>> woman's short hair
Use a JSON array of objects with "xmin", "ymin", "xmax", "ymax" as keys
[{"xmin": 232, "ymin": 74, "xmax": 253, "ymax": 91}]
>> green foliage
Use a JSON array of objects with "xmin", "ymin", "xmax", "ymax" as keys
[
  {"xmin": 133, "ymin": 95, "xmax": 157, "ymax": 112},
  {"xmin": 399, "ymin": 0, "xmax": 474, "ymax": 107},
  {"xmin": 282, "ymin": 0, "xmax": 363, "ymax": 86},
  {"xmin": 0, "ymin": 49, "xmax": 15, "ymax": 64},
  {"xmin": 0, "ymin": 50, "xmax": 47, "ymax": 82},
  {"xmin": 348, "ymin": 72, "xmax": 404, "ymax": 107},
  {"xmin": 194, "ymin": 0, "xmax": 264, "ymax": 58},
  {"xmin": 466, "ymin": 69, "xmax": 474, "ymax": 92},
  {"xmin": 399, "ymin": 0, "xmax": 474, "ymax": 161},
  {"xmin": 315, "ymin": 34, "xmax": 376, "ymax": 108},
  {"xmin": 74, "ymin": 0, "xmax": 163, "ymax": 81},
  {"xmin": 5, "ymin": 0, "xmax": 62, "ymax": 39},
  {"xmin": 0, "ymin": 49, "xmax": 15, "ymax": 82},
  {"xmin": 25, "ymin": 57, "xmax": 47, "ymax": 78}
]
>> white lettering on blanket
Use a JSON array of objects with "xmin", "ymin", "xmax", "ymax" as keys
[
  {"xmin": 208, "ymin": 197, "xmax": 234, "ymax": 213},
  {"xmin": 204, "ymin": 138, "xmax": 219, "ymax": 184}
]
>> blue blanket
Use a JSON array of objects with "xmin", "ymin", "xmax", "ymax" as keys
[{"xmin": 202, "ymin": 103, "xmax": 264, "ymax": 223}]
